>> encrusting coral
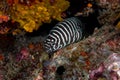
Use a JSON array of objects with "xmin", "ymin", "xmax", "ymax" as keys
[
  {"xmin": 0, "ymin": 0, "xmax": 69, "ymax": 33},
  {"xmin": 9, "ymin": 0, "xmax": 69, "ymax": 32}
]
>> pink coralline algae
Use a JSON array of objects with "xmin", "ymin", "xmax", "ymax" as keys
[
  {"xmin": 89, "ymin": 53, "xmax": 120, "ymax": 80},
  {"xmin": 34, "ymin": 71, "xmax": 44, "ymax": 80},
  {"xmin": 16, "ymin": 47, "xmax": 30, "ymax": 61},
  {"xmin": 89, "ymin": 63, "xmax": 105, "ymax": 80},
  {"xmin": 104, "ymin": 53, "xmax": 120, "ymax": 80},
  {"xmin": 99, "ymin": 0, "xmax": 120, "ymax": 5},
  {"xmin": 0, "ymin": 73, "xmax": 3, "ymax": 80}
]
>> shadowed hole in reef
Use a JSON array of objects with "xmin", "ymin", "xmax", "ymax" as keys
[
  {"xmin": 25, "ymin": 19, "xmax": 59, "ymax": 37},
  {"xmin": 56, "ymin": 66, "xmax": 66, "ymax": 75}
]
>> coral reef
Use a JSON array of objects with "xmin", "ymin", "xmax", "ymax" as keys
[
  {"xmin": 0, "ymin": 0, "xmax": 120, "ymax": 80},
  {"xmin": 0, "ymin": 0, "xmax": 69, "ymax": 33},
  {"xmin": 44, "ymin": 23, "xmax": 120, "ymax": 80},
  {"xmin": 42, "ymin": 1, "xmax": 120, "ymax": 79}
]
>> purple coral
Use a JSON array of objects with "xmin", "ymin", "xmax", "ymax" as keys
[
  {"xmin": 16, "ymin": 47, "xmax": 30, "ymax": 61},
  {"xmin": 89, "ymin": 53, "xmax": 120, "ymax": 80},
  {"xmin": 89, "ymin": 63, "xmax": 105, "ymax": 80}
]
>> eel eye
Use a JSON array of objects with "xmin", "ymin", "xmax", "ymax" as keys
[{"xmin": 51, "ymin": 39, "xmax": 54, "ymax": 42}]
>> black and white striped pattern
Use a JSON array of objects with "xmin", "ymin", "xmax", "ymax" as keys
[{"xmin": 44, "ymin": 17, "xmax": 83, "ymax": 53}]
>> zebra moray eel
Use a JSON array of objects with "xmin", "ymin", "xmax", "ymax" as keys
[{"xmin": 44, "ymin": 16, "xmax": 101, "ymax": 54}]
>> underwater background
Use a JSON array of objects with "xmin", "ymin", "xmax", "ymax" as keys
[{"xmin": 0, "ymin": 0, "xmax": 120, "ymax": 80}]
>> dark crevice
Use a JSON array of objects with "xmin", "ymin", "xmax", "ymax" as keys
[{"xmin": 56, "ymin": 66, "xmax": 65, "ymax": 75}]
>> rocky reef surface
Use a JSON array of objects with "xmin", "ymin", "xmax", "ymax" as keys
[{"xmin": 0, "ymin": 0, "xmax": 120, "ymax": 80}]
